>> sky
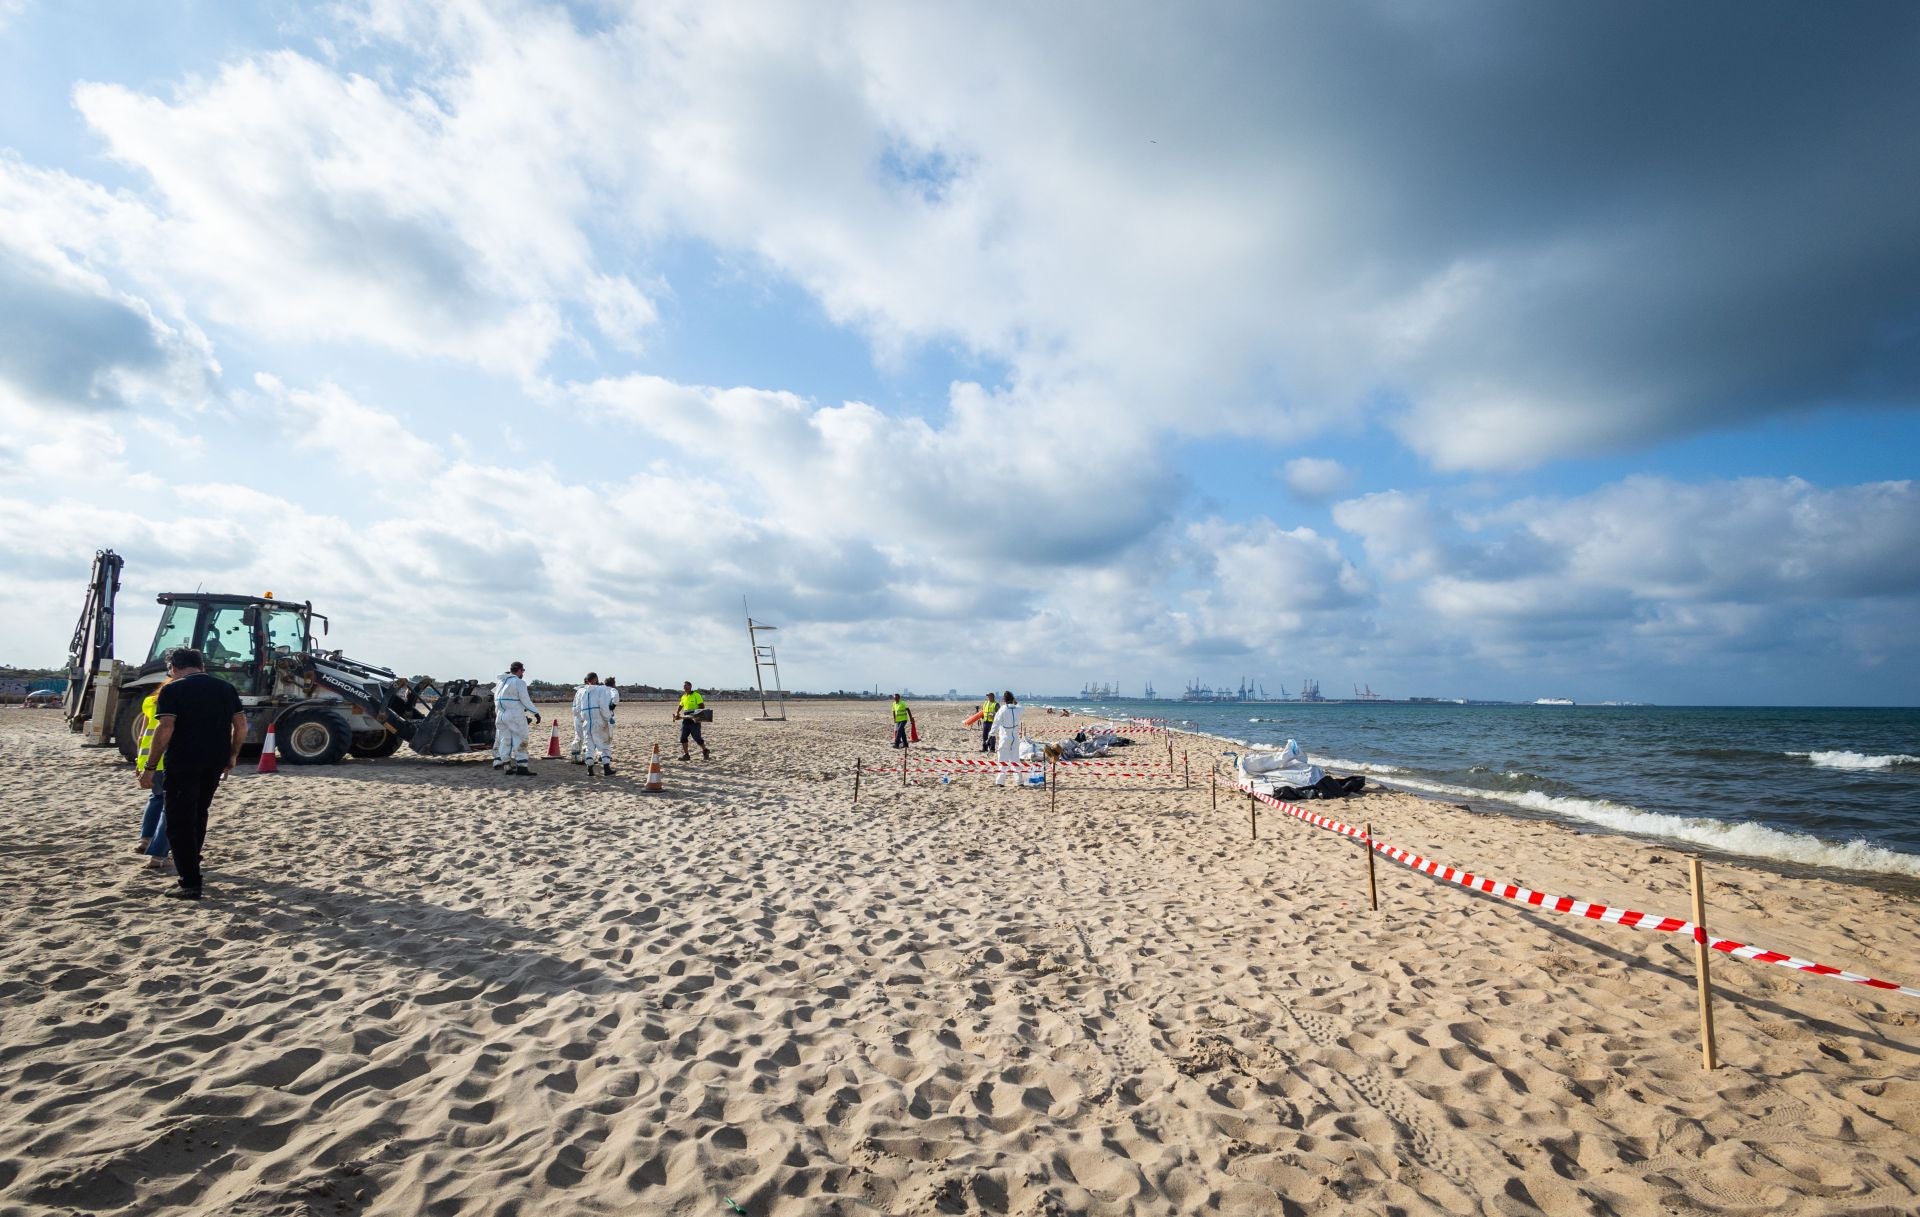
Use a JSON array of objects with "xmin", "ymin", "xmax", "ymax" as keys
[{"xmin": 1, "ymin": 0, "xmax": 1917, "ymax": 705}]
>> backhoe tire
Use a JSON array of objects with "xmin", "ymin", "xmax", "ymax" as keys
[
  {"xmin": 277, "ymin": 709, "xmax": 351, "ymax": 766},
  {"xmin": 350, "ymin": 730, "xmax": 403, "ymax": 759},
  {"xmin": 114, "ymin": 696, "xmax": 145, "ymax": 765}
]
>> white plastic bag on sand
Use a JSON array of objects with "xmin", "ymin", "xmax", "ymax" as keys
[{"xmin": 1238, "ymin": 738, "xmax": 1323, "ymax": 788}]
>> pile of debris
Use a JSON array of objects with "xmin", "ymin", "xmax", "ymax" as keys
[{"xmin": 1234, "ymin": 739, "xmax": 1367, "ymax": 801}]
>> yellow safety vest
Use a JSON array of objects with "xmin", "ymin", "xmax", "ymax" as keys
[
  {"xmin": 892, "ymin": 701, "xmax": 910, "ymax": 723},
  {"xmin": 679, "ymin": 691, "xmax": 705, "ymax": 714},
  {"xmin": 135, "ymin": 691, "xmax": 166, "ymax": 774},
  {"xmin": 981, "ymin": 699, "xmax": 997, "ymax": 722}
]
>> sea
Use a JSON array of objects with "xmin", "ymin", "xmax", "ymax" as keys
[{"xmin": 1061, "ymin": 699, "xmax": 1920, "ymax": 884}]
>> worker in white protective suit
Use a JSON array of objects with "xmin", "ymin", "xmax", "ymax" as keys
[
  {"xmin": 576, "ymin": 672, "xmax": 617, "ymax": 777},
  {"xmin": 569, "ymin": 681, "xmax": 589, "ymax": 763},
  {"xmin": 492, "ymin": 660, "xmax": 541, "ymax": 777},
  {"xmin": 991, "ymin": 689, "xmax": 1026, "ymax": 787}
]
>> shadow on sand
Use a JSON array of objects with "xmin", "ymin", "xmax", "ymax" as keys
[{"xmin": 211, "ymin": 872, "xmax": 622, "ymax": 1001}]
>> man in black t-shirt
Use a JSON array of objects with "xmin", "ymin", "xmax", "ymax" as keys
[{"xmin": 148, "ymin": 648, "xmax": 247, "ymax": 900}]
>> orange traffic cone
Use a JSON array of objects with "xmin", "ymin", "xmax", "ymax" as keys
[
  {"xmin": 644, "ymin": 744, "xmax": 665, "ymax": 793},
  {"xmin": 257, "ymin": 722, "xmax": 279, "ymax": 774},
  {"xmin": 547, "ymin": 719, "xmax": 561, "ymax": 758}
]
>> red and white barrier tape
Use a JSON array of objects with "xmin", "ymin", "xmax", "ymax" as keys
[
  {"xmin": 1231, "ymin": 778, "xmax": 1920, "ymax": 1000},
  {"xmin": 869, "ymin": 758, "xmax": 1040, "ymax": 773},
  {"xmin": 910, "ymin": 755, "xmax": 1173, "ymax": 772},
  {"xmin": 863, "ymin": 758, "xmax": 1180, "ymax": 780},
  {"xmin": 902, "ymin": 757, "xmax": 1042, "ymax": 770}
]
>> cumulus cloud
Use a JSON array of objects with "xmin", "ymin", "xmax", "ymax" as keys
[
  {"xmin": 1331, "ymin": 491, "xmax": 1449, "ymax": 581},
  {"xmin": 251, "ymin": 374, "xmax": 443, "ymax": 483},
  {"xmin": 1332, "ymin": 475, "xmax": 1920, "ymax": 686},
  {"xmin": 0, "ymin": 159, "xmax": 218, "ymax": 420},
  {"xmin": 574, "ymin": 373, "xmax": 1181, "ymax": 567},
  {"xmin": 1177, "ymin": 518, "xmax": 1368, "ymax": 649},
  {"xmin": 326, "ymin": 0, "xmax": 1917, "ymax": 463},
  {"xmin": 71, "ymin": 48, "xmax": 653, "ymax": 377},
  {"xmin": 1512, "ymin": 477, "xmax": 1920, "ymax": 603},
  {"xmin": 34, "ymin": 1, "xmax": 1917, "ymax": 463},
  {"xmin": 1281, "ymin": 457, "xmax": 1352, "ymax": 501}
]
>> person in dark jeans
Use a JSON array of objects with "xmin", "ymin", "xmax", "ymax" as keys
[
  {"xmin": 147, "ymin": 648, "xmax": 247, "ymax": 901},
  {"xmin": 674, "ymin": 681, "xmax": 711, "ymax": 761}
]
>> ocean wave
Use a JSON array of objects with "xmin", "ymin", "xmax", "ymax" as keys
[
  {"xmin": 1185, "ymin": 725, "xmax": 1920, "ymax": 878},
  {"xmin": 1368, "ymin": 774, "xmax": 1920, "ymax": 880},
  {"xmin": 1311, "ymin": 754, "xmax": 1403, "ymax": 775},
  {"xmin": 1786, "ymin": 750, "xmax": 1920, "ymax": 771}
]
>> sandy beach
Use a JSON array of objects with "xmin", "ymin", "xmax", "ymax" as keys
[{"xmin": 2, "ymin": 700, "xmax": 1918, "ymax": 1216}]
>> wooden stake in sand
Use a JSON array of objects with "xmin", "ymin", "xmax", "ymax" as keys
[
  {"xmin": 1248, "ymin": 789, "xmax": 1256, "ymax": 842},
  {"xmin": 901, "ymin": 739, "xmax": 909, "ymax": 786},
  {"xmin": 1183, "ymin": 751, "xmax": 1189, "ymax": 790},
  {"xmin": 1364, "ymin": 822, "xmax": 1378, "ymax": 912},
  {"xmin": 853, "ymin": 757, "xmax": 862, "ymax": 807},
  {"xmin": 1690, "ymin": 858, "xmax": 1720, "ymax": 1071},
  {"xmin": 1049, "ymin": 758, "xmax": 1057, "ymax": 813},
  {"xmin": 1210, "ymin": 762, "xmax": 1217, "ymax": 809}
]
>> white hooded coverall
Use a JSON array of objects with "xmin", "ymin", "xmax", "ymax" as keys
[
  {"xmin": 577, "ymin": 683, "xmax": 615, "ymax": 764},
  {"xmin": 570, "ymin": 685, "xmax": 588, "ymax": 760},
  {"xmin": 991, "ymin": 701, "xmax": 1025, "ymax": 786},
  {"xmin": 493, "ymin": 671, "xmax": 538, "ymax": 764}
]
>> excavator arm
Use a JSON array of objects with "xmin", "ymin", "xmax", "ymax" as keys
[{"xmin": 63, "ymin": 549, "xmax": 124, "ymax": 737}]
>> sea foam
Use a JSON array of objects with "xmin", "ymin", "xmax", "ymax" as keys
[
  {"xmin": 1351, "ymin": 771, "xmax": 1920, "ymax": 880},
  {"xmin": 1787, "ymin": 750, "xmax": 1920, "ymax": 771},
  {"xmin": 1314, "ymin": 755, "xmax": 1403, "ymax": 775}
]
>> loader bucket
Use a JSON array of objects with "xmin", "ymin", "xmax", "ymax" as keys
[{"xmin": 403, "ymin": 680, "xmax": 497, "ymax": 757}]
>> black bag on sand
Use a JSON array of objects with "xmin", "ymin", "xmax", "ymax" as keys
[{"xmin": 1276, "ymin": 775, "xmax": 1368, "ymax": 801}]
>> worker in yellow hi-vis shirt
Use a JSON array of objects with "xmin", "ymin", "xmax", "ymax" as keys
[
  {"xmin": 978, "ymin": 692, "xmax": 998, "ymax": 753},
  {"xmin": 133, "ymin": 679, "xmax": 175, "ymax": 872},
  {"xmin": 890, "ymin": 694, "xmax": 915, "ymax": 749},
  {"xmin": 674, "ymin": 681, "xmax": 711, "ymax": 761}
]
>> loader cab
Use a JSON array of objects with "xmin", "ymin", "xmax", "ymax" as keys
[{"xmin": 145, "ymin": 594, "xmax": 326, "ymax": 696}]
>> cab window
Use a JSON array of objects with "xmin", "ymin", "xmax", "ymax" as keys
[
  {"xmin": 148, "ymin": 604, "xmax": 198, "ymax": 665},
  {"xmin": 265, "ymin": 608, "xmax": 308, "ymax": 656},
  {"xmin": 199, "ymin": 605, "xmax": 259, "ymax": 681}
]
